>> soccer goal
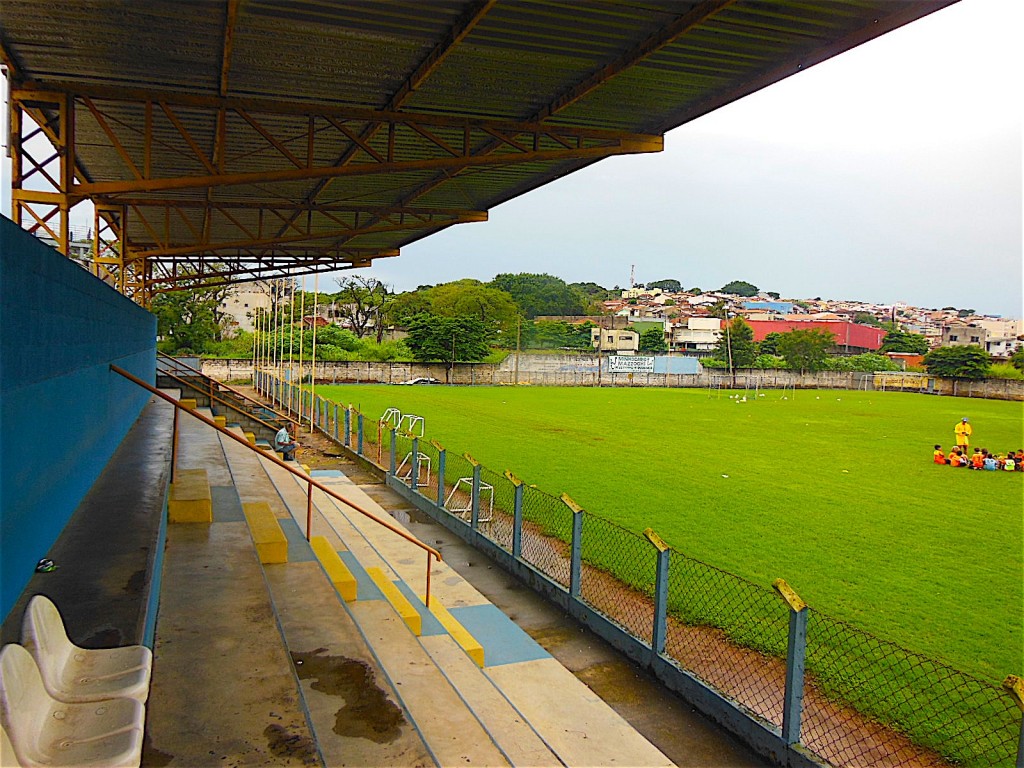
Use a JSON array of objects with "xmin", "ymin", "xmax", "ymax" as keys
[
  {"xmin": 401, "ymin": 414, "xmax": 425, "ymax": 437},
  {"xmin": 396, "ymin": 451, "xmax": 431, "ymax": 485},
  {"xmin": 444, "ymin": 477, "xmax": 494, "ymax": 525}
]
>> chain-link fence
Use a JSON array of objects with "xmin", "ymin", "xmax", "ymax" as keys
[
  {"xmin": 802, "ymin": 611, "xmax": 1020, "ymax": 767},
  {"xmin": 254, "ymin": 371, "xmax": 1023, "ymax": 768}
]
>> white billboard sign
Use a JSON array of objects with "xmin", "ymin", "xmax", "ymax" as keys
[{"xmin": 608, "ymin": 355, "xmax": 655, "ymax": 373}]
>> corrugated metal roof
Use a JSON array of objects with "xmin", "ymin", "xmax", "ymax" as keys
[{"xmin": 0, "ymin": 0, "xmax": 956, "ymax": 293}]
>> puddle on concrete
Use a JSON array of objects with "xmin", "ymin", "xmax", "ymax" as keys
[
  {"xmin": 140, "ymin": 732, "xmax": 174, "ymax": 767},
  {"xmin": 291, "ymin": 648, "xmax": 405, "ymax": 743},
  {"xmin": 264, "ymin": 723, "xmax": 319, "ymax": 764},
  {"xmin": 125, "ymin": 568, "xmax": 146, "ymax": 596},
  {"xmin": 389, "ymin": 507, "xmax": 432, "ymax": 526}
]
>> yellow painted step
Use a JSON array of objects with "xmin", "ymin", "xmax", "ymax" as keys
[
  {"xmin": 309, "ymin": 536, "xmax": 357, "ymax": 602},
  {"xmin": 422, "ymin": 596, "xmax": 484, "ymax": 668},
  {"xmin": 179, "ymin": 398, "xmax": 197, "ymax": 410},
  {"xmin": 242, "ymin": 501, "xmax": 288, "ymax": 564},
  {"xmin": 213, "ymin": 415, "xmax": 227, "ymax": 428},
  {"xmin": 366, "ymin": 567, "xmax": 421, "ymax": 636},
  {"xmin": 244, "ymin": 432, "xmax": 256, "ymax": 445},
  {"xmin": 168, "ymin": 468, "xmax": 212, "ymax": 523}
]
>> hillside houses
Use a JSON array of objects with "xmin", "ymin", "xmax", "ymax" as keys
[{"xmin": 589, "ymin": 286, "xmax": 1021, "ymax": 359}]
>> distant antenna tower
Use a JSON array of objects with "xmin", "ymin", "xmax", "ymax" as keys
[{"xmin": 630, "ymin": 264, "xmax": 635, "ymax": 288}]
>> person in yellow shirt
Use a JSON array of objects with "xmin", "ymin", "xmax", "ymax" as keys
[
  {"xmin": 933, "ymin": 445, "xmax": 946, "ymax": 465},
  {"xmin": 954, "ymin": 418, "xmax": 972, "ymax": 451}
]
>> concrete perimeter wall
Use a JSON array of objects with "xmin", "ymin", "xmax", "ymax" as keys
[
  {"xmin": 1, "ymin": 219, "xmax": 156, "ymax": 620},
  {"xmin": 203, "ymin": 357, "xmax": 1024, "ymax": 401}
]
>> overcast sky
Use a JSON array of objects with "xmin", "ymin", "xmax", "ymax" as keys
[
  {"xmin": 4, "ymin": 1, "xmax": 1020, "ymax": 317},
  {"xmin": 367, "ymin": 0, "xmax": 1022, "ymax": 318}
]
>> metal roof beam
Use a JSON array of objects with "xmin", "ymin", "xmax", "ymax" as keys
[
  {"xmin": 103, "ymin": 198, "xmax": 486, "ymax": 216},
  {"xmin": 13, "ymin": 83, "xmax": 655, "ymax": 139},
  {"xmin": 146, "ymin": 252, "xmax": 398, "ymax": 292},
  {"xmin": 74, "ymin": 135, "xmax": 661, "ymax": 196},
  {"xmin": 134, "ymin": 211, "xmax": 486, "ymax": 258}
]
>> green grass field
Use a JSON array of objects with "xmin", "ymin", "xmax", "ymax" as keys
[{"xmin": 317, "ymin": 383, "xmax": 1022, "ymax": 684}]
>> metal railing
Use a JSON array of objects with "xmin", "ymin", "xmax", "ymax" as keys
[
  {"xmin": 157, "ymin": 352, "xmax": 300, "ymax": 429},
  {"xmin": 112, "ymin": 365, "xmax": 442, "ymax": 606},
  {"xmin": 252, "ymin": 368, "xmax": 1024, "ymax": 768}
]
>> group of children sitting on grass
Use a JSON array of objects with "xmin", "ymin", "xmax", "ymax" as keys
[{"xmin": 934, "ymin": 445, "xmax": 1023, "ymax": 471}]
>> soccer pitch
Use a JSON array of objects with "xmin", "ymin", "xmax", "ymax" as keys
[{"xmin": 317, "ymin": 383, "xmax": 1023, "ymax": 683}]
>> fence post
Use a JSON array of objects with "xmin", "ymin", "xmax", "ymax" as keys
[
  {"xmin": 433, "ymin": 440, "xmax": 446, "ymax": 508},
  {"xmin": 774, "ymin": 579, "xmax": 809, "ymax": 746},
  {"xmin": 389, "ymin": 428, "xmax": 397, "ymax": 477},
  {"xmin": 411, "ymin": 436, "xmax": 420, "ymax": 491},
  {"xmin": 506, "ymin": 471, "xmax": 524, "ymax": 559},
  {"xmin": 645, "ymin": 528, "xmax": 670, "ymax": 656},
  {"xmin": 344, "ymin": 407, "xmax": 351, "ymax": 447},
  {"xmin": 465, "ymin": 453, "xmax": 481, "ymax": 529},
  {"xmin": 357, "ymin": 412, "xmax": 364, "ymax": 455},
  {"xmin": 333, "ymin": 403, "xmax": 339, "ymax": 441},
  {"xmin": 562, "ymin": 493, "xmax": 584, "ymax": 598},
  {"xmin": 1003, "ymin": 675, "xmax": 1024, "ymax": 768}
]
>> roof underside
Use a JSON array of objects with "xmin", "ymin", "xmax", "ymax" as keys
[{"xmin": 0, "ymin": 0, "xmax": 954, "ymax": 293}]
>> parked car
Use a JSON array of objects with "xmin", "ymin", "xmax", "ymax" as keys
[{"xmin": 398, "ymin": 377, "xmax": 441, "ymax": 385}]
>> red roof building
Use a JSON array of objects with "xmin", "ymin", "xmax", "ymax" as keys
[{"xmin": 746, "ymin": 320, "xmax": 885, "ymax": 352}]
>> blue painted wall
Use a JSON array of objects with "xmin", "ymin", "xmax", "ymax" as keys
[{"xmin": 1, "ymin": 219, "xmax": 156, "ymax": 621}]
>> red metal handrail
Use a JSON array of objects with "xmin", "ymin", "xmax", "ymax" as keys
[
  {"xmin": 158, "ymin": 367, "xmax": 287, "ymax": 436},
  {"xmin": 113, "ymin": 364, "xmax": 440, "ymax": 606},
  {"xmin": 157, "ymin": 352, "xmax": 300, "ymax": 429}
]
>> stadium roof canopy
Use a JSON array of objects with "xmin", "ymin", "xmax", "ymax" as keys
[{"xmin": 1, "ymin": 0, "xmax": 954, "ymax": 302}]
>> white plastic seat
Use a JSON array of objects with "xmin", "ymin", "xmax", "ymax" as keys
[
  {"xmin": 0, "ymin": 644, "xmax": 143, "ymax": 768},
  {"xmin": 2, "ymin": 722, "xmax": 20, "ymax": 767},
  {"xmin": 21, "ymin": 595, "xmax": 151, "ymax": 703}
]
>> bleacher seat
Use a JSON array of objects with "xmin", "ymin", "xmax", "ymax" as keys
[
  {"xmin": 21, "ymin": 595, "xmax": 151, "ymax": 703},
  {"xmin": 0, "ymin": 644, "xmax": 144, "ymax": 767}
]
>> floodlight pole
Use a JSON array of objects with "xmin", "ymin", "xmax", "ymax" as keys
[{"xmin": 726, "ymin": 312, "xmax": 735, "ymax": 388}]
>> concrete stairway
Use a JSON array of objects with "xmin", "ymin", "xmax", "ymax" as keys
[
  {"xmin": 237, "ymin": 429, "xmax": 674, "ymax": 768},
  {"xmin": 144, "ymin": 407, "xmax": 319, "ymax": 766}
]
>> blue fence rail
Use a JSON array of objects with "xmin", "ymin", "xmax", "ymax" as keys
[{"xmin": 253, "ymin": 370, "xmax": 1024, "ymax": 768}]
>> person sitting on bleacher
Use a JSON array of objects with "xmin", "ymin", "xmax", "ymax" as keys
[{"xmin": 274, "ymin": 425, "xmax": 298, "ymax": 461}]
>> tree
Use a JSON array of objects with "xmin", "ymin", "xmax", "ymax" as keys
[
  {"xmin": 880, "ymin": 329, "xmax": 930, "ymax": 355},
  {"xmin": 426, "ymin": 280, "xmax": 521, "ymax": 337},
  {"xmin": 923, "ymin": 345, "xmax": 992, "ymax": 379},
  {"xmin": 777, "ymin": 328, "xmax": 835, "ymax": 373},
  {"xmin": 489, "ymin": 273, "xmax": 586, "ymax": 318},
  {"xmin": 333, "ymin": 276, "xmax": 392, "ymax": 341},
  {"xmin": 712, "ymin": 317, "xmax": 756, "ymax": 368},
  {"xmin": 403, "ymin": 313, "xmax": 493, "ymax": 366},
  {"xmin": 151, "ymin": 284, "xmax": 229, "ymax": 354},
  {"xmin": 639, "ymin": 327, "xmax": 668, "ymax": 354},
  {"xmin": 758, "ymin": 332, "xmax": 784, "ymax": 356},
  {"xmin": 523, "ymin": 319, "xmax": 593, "ymax": 349},
  {"xmin": 853, "ymin": 311, "xmax": 882, "ymax": 327},
  {"xmin": 645, "ymin": 279, "xmax": 681, "ymax": 292},
  {"xmin": 719, "ymin": 280, "xmax": 759, "ymax": 297},
  {"xmin": 387, "ymin": 290, "xmax": 433, "ymax": 326},
  {"xmin": 825, "ymin": 353, "xmax": 902, "ymax": 372},
  {"xmin": 1010, "ymin": 346, "xmax": 1024, "ymax": 372}
]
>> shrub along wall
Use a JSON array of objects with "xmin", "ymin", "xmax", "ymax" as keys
[{"xmin": 203, "ymin": 356, "xmax": 1024, "ymax": 400}]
